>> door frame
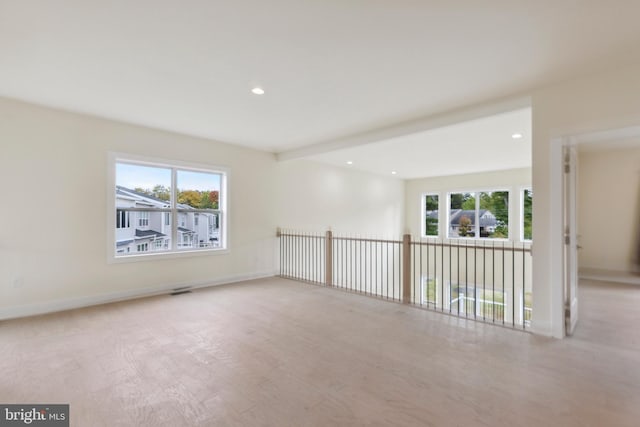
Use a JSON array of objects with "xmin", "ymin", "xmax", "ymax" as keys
[
  {"xmin": 563, "ymin": 143, "xmax": 579, "ymax": 336},
  {"xmin": 550, "ymin": 125, "xmax": 640, "ymax": 337}
]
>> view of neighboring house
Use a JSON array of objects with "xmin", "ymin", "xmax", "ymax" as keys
[
  {"xmin": 115, "ymin": 186, "xmax": 220, "ymax": 255},
  {"xmin": 449, "ymin": 209, "xmax": 497, "ymax": 238}
]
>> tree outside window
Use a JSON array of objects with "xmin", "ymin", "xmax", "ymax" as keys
[{"xmin": 424, "ymin": 194, "xmax": 439, "ymax": 237}]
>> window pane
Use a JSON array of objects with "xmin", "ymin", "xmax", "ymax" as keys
[
  {"xmin": 176, "ymin": 170, "xmax": 220, "ymax": 209},
  {"xmin": 422, "ymin": 277, "xmax": 437, "ymax": 304},
  {"xmin": 115, "ymin": 163, "xmax": 171, "ymax": 257},
  {"xmin": 449, "ymin": 192, "xmax": 475, "ymax": 238},
  {"xmin": 424, "ymin": 194, "xmax": 439, "ymax": 236},
  {"xmin": 176, "ymin": 170, "xmax": 222, "ymax": 250},
  {"xmin": 116, "ymin": 163, "xmax": 171, "ymax": 208},
  {"xmin": 523, "ymin": 189, "xmax": 533, "ymax": 241},
  {"xmin": 479, "ymin": 191, "xmax": 509, "ymax": 239},
  {"xmin": 112, "ymin": 157, "xmax": 227, "ymax": 259}
]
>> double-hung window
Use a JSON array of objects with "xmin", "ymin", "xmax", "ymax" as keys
[
  {"xmin": 116, "ymin": 211, "xmax": 130, "ymax": 229},
  {"xmin": 447, "ymin": 190, "xmax": 509, "ymax": 239},
  {"xmin": 110, "ymin": 154, "xmax": 227, "ymax": 260},
  {"xmin": 138, "ymin": 211, "xmax": 150, "ymax": 227}
]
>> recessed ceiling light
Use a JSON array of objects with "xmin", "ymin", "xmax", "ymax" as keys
[
  {"xmin": 512, "ymin": 133, "xmax": 523, "ymax": 139},
  {"xmin": 391, "ymin": 171, "xmax": 397, "ymax": 175},
  {"xmin": 346, "ymin": 161, "xmax": 353, "ymax": 165},
  {"xmin": 251, "ymin": 87, "xmax": 265, "ymax": 95}
]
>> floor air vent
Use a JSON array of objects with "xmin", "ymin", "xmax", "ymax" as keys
[{"xmin": 170, "ymin": 287, "xmax": 192, "ymax": 296}]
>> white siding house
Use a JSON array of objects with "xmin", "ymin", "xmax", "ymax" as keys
[{"xmin": 115, "ymin": 186, "xmax": 219, "ymax": 255}]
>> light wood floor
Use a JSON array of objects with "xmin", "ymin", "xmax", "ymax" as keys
[{"xmin": 1, "ymin": 277, "xmax": 639, "ymax": 426}]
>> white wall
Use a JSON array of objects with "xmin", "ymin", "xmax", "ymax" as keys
[
  {"xmin": 405, "ymin": 168, "xmax": 531, "ymax": 238},
  {"xmin": 274, "ymin": 159, "xmax": 405, "ymax": 237},
  {"xmin": 6, "ymin": 59, "xmax": 640, "ymax": 337},
  {"xmin": 578, "ymin": 146, "xmax": 640, "ymax": 273},
  {"xmin": 0, "ymin": 98, "xmax": 278, "ymax": 318},
  {"xmin": 532, "ymin": 61, "xmax": 640, "ymax": 337},
  {"xmin": 0, "ymin": 98, "xmax": 404, "ymax": 319}
]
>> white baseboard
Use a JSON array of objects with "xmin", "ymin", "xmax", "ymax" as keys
[
  {"xmin": 579, "ymin": 267, "xmax": 640, "ymax": 285},
  {"xmin": 529, "ymin": 319, "xmax": 555, "ymax": 338},
  {"xmin": 531, "ymin": 320, "xmax": 564, "ymax": 339},
  {"xmin": 0, "ymin": 270, "xmax": 277, "ymax": 321}
]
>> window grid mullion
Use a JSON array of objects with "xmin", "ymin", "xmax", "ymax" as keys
[
  {"xmin": 475, "ymin": 193, "xmax": 480, "ymax": 239},
  {"xmin": 171, "ymin": 168, "xmax": 178, "ymax": 251}
]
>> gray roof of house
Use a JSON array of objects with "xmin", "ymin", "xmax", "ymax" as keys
[
  {"xmin": 116, "ymin": 239, "xmax": 134, "ymax": 247},
  {"xmin": 178, "ymin": 227, "xmax": 194, "ymax": 234},
  {"xmin": 116, "ymin": 186, "xmax": 171, "ymax": 206},
  {"xmin": 425, "ymin": 210, "xmax": 438, "ymax": 220},
  {"xmin": 135, "ymin": 229, "xmax": 166, "ymax": 239},
  {"xmin": 449, "ymin": 209, "xmax": 497, "ymax": 227}
]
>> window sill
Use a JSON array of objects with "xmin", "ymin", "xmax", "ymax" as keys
[{"xmin": 108, "ymin": 247, "xmax": 229, "ymax": 264}]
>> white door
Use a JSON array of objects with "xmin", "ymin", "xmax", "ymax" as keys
[{"xmin": 563, "ymin": 144, "xmax": 579, "ymax": 335}]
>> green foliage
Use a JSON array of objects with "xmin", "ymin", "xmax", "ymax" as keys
[
  {"xmin": 479, "ymin": 191, "xmax": 509, "ymax": 238},
  {"xmin": 133, "ymin": 185, "xmax": 219, "ymax": 209},
  {"xmin": 451, "ymin": 189, "xmax": 533, "ymax": 240},
  {"xmin": 524, "ymin": 292, "xmax": 533, "ymax": 308},
  {"xmin": 199, "ymin": 192, "xmax": 212, "ymax": 209},
  {"xmin": 178, "ymin": 190, "xmax": 219, "ymax": 209},
  {"xmin": 483, "ymin": 191, "xmax": 509, "ymax": 225},
  {"xmin": 425, "ymin": 217, "xmax": 438, "ymax": 236},
  {"xmin": 523, "ymin": 189, "xmax": 533, "ymax": 240},
  {"xmin": 425, "ymin": 195, "xmax": 438, "ymax": 210},
  {"xmin": 151, "ymin": 185, "xmax": 170, "ymax": 201},
  {"xmin": 450, "ymin": 193, "xmax": 463, "ymax": 209},
  {"xmin": 462, "ymin": 198, "xmax": 476, "ymax": 210},
  {"xmin": 424, "ymin": 279, "xmax": 437, "ymax": 302},
  {"xmin": 424, "ymin": 195, "xmax": 439, "ymax": 236},
  {"xmin": 178, "ymin": 190, "xmax": 202, "ymax": 207},
  {"xmin": 491, "ymin": 225, "xmax": 509, "ymax": 238},
  {"xmin": 450, "ymin": 193, "xmax": 473, "ymax": 209},
  {"xmin": 134, "ymin": 185, "xmax": 170, "ymax": 202}
]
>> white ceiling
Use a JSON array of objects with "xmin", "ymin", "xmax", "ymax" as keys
[
  {"xmin": 310, "ymin": 107, "xmax": 531, "ymax": 179},
  {"xmin": 1, "ymin": 1, "xmax": 640, "ymax": 162}
]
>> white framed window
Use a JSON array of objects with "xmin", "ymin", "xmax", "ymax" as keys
[
  {"xmin": 421, "ymin": 193, "xmax": 439, "ymax": 237},
  {"xmin": 108, "ymin": 153, "xmax": 228, "ymax": 262},
  {"xmin": 521, "ymin": 188, "xmax": 533, "ymax": 242},
  {"xmin": 138, "ymin": 211, "xmax": 150, "ymax": 227},
  {"xmin": 116, "ymin": 211, "xmax": 130, "ymax": 229},
  {"xmin": 447, "ymin": 190, "xmax": 509, "ymax": 240},
  {"xmin": 421, "ymin": 276, "xmax": 438, "ymax": 305}
]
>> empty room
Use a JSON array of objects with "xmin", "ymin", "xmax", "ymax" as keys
[{"xmin": 2, "ymin": 1, "xmax": 640, "ymax": 426}]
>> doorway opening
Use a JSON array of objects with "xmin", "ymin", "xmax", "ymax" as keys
[{"xmin": 554, "ymin": 125, "xmax": 640, "ymax": 337}]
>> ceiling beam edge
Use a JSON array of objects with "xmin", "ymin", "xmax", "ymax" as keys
[{"xmin": 276, "ymin": 95, "xmax": 531, "ymax": 161}]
